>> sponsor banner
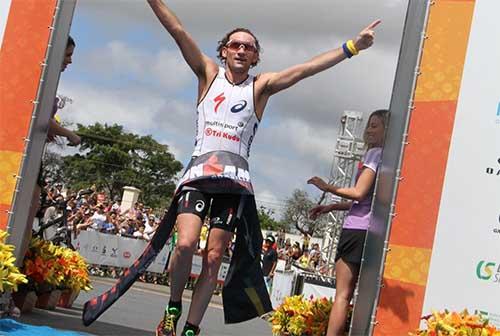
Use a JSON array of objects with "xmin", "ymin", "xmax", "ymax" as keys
[
  {"xmin": 189, "ymin": 254, "xmax": 229, "ymax": 284},
  {"xmin": 422, "ymin": 1, "xmax": 500, "ymax": 328},
  {"xmin": 74, "ymin": 231, "xmax": 169, "ymax": 273}
]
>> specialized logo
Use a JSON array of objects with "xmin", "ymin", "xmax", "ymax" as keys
[
  {"xmin": 476, "ymin": 260, "xmax": 496, "ymax": 280},
  {"xmin": 123, "ymin": 251, "xmax": 131, "ymax": 259},
  {"xmin": 195, "ymin": 200, "xmax": 205, "ymax": 212},
  {"xmin": 231, "ymin": 100, "xmax": 247, "ymax": 113},
  {"xmin": 214, "ymin": 92, "xmax": 226, "ymax": 113}
]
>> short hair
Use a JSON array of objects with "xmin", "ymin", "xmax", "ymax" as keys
[
  {"xmin": 216, "ymin": 28, "xmax": 261, "ymax": 67},
  {"xmin": 67, "ymin": 35, "xmax": 76, "ymax": 48}
]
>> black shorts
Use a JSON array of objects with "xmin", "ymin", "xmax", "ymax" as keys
[
  {"xmin": 335, "ymin": 228, "xmax": 367, "ymax": 265},
  {"xmin": 177, "ymin": 190, "xmax": 241, "ymax": 232}
]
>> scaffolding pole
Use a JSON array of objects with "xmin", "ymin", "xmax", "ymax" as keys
[{"xmin": 321, "ymin": 111, "xmax": 365, "ymax": 275}]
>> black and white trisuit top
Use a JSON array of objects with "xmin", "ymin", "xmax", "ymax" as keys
[{"xmin": 193, "ymin": 67, "xmax": 260, "ymax": 160}]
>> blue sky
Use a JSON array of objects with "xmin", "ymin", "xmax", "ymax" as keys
[{"xmin": 57, "ymin": 0, "xmax": 408, "ymax": 216}]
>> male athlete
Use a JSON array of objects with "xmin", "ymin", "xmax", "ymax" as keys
[{"xmin": 147, "ymin": 1, "xmax": 380, "ymax": 335}]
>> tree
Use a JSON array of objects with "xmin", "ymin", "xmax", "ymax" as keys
[
  {"xmin": 257, "ymin": 206, "xmax": 283, "ymax": 231},
  {"xmin": 282, "ymin": 189, "xmax": 325, "ymax": 237},
  {"xmin": 62, "ymin": 123, "xmax": 183, "ymax": 208},
  {"xmin": 41, "ymin": 149, "xmax": 65, "ymax": 186}
]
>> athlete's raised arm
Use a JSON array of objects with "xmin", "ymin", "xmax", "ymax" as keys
[
  {"xmin": 147, "ymin": 0, "xmax": 217, "ymax": 83},
  {"xmin": 259, "ymin": 20, "xmax": 381, "ymax": 97}
]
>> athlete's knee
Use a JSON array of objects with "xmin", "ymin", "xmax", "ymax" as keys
[
  {"xmin": 204, "ymin": 248, "xmax": 224, "ymax": 272},
  {"xmin": 175, "ymin": 239, "xmax": 198, "ymax": 257}
]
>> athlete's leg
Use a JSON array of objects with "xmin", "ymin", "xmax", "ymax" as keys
[
  {"xmin": 326, "ymin": 258, "xmax": 359, "ymax": 336},
  {"xmin": 169, "ymin": 213, "xmax": 203, "ymax": 301},
  {"xmin": 186, "ymin": 227, "xmax": 233, "ymax": 325},
  {"xmin": 168, "ymin": 190, "xmax": 209, "ymax": 301},
  {"xmin": 157, "ymin": 191, "xmax": 209, "ymax": 335}
]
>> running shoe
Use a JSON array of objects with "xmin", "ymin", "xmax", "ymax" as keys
[{"xmin": 156, "ymin": 306, "xmax": 182, "ymax": 336}]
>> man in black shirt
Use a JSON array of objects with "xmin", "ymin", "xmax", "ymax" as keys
[{"xmin": 262, "ymin": 235, "xmax": 278, "ymax": 292}]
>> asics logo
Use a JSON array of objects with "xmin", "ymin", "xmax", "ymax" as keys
[
  {"xmin": 195, "ymin": 200, "xmax": 205, "ymax": 212},
  {"xmin": 231, "ymin": 100, "xmax": 247, "ymax": 113}
]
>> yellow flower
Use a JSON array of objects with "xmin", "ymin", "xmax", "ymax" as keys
[
  {"xmin": 22, "ymin": 237, "xmax": 92, "ymax": 291},
  {"xmin": 269, "ymin": 295, "xmax": 334, "ymax": 336},
  {"xmin": 411, "ymin": 310, "xmax": 500, "ymax": 336},
  {"xmin": 0, "ymin": 230, "xmax": 28, "ymax": 293}
]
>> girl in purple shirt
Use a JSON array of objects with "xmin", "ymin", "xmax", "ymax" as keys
[{"xmin": 308, "ymin": 109, "xmax": 389, "ymax": 336}]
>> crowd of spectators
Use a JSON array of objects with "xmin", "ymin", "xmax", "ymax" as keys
[
  {"xmin": 274, "ymin": 237, "xmax": 331, "ymax": 275},
  {"xmin": 38, "ymin": 182, "xmax": 331, "ymax": 282},
  {"xmin": 39, "ymin": 183, "xmax": 161, "ymax": 241}
]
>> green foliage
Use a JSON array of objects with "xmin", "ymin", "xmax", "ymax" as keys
[
  {"xmin": 61, "ymin": 123, "xmax": 183, "ymax": 208},
  {"xmin": 257, "ymin": 206, "xmax": 283, "ymax": 231}
]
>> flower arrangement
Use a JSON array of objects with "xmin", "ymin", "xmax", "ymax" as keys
[
  {"xmin": 410, "ymin": 310, "xmax": 500, "ymax": 336},
  {"xmin": 269, "ymin": 295, "xmax": 334, "ymax": 336},
  {"xmin": 22, "ymin": 237, "xmax": 92, "ymax": 292},
  {"xmin": 55, "ymin": 245, "xmax": 93, "ymax": 291},
  {"xmin": 0, "ymin": 230, "xmax": 28, "ymax": 293}
]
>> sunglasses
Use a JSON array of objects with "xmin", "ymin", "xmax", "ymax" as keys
[{"xmin": 225, "ymin": 40, "xmax": 258, "ymax": 53}]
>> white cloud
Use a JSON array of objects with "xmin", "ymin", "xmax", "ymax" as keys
[
  {"xmin": 58, "ymin": 83, "xmax": 162, "ymax": 132},
  {"xmin": 84, "ymin": 40, "xmax": 193, "ymax": 92},
  {"xmin": 76, "ymin": 0, "xmax": 408, "ymax": 48}
]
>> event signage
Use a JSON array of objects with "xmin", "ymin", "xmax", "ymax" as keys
[
  {"xmin": 74, "ymin": 230, "xmax": 230, "ymax": 281},
  {"xmin": 73, "ymin": 231, "xmax": 169, "ymax": 273},
  {"xmin": 421, "ymin": 1, "xmax": 500, "ymax": 328}
]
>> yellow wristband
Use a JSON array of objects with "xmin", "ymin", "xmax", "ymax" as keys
[{"xmin": 346, "ymin": 39, "xmax": 359, "ymax": 56}]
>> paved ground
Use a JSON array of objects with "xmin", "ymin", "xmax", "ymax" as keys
[{"xmin": 16, "ymin": 277, "xmax": 273, "ymax": 336}]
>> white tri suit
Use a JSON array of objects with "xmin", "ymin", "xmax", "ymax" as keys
[
  {"xmin": 177, "ymin": 67, "xmax": 260, "ymax": 232},
  {"xmin": 83, "ymin": 68, "xmax": 273, "ymax": 326}
]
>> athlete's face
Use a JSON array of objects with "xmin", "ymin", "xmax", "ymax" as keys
[
  {"xmin": 222, "ymin": 31, "xmax": 259, "ymax": 73},
  {"xmin": 365, "ymin": 115, "xmax": 385, "ymax": 147}
]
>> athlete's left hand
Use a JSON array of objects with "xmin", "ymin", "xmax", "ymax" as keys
[
  {"xmin": 354, "ymin": 19, "xmax": 381, "ymax": 51},
  {"xmin": 307, "ymin": 176, "xmax": 329, "ymax": 192}
]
